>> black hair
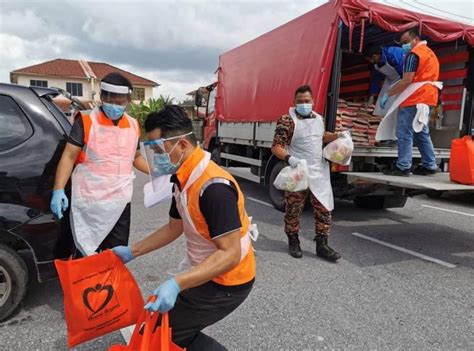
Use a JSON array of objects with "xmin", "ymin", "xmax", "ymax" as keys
[
  {"xmin": 294, "ymin": 85, "xmax": 313, "ymax": 98},
  {"xmin": 145, "ymin": 105, "xmax": 197, "ymax": 146},
  {"xmin": 400, "ymin": 28, "xmax": 420, "ymax": 41},
  {"xmin": 101, "ymin": 72, "xmax": 133, "ymax": 92},
  {"xmin": 363, "ymin": 45, "xmax": 382, "ymax": 58}
]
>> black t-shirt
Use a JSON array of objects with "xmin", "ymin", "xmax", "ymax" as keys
[
  {"xmin": 169, "ymin": 176, "xmax": 242, "ymax": 239},
  {"xmin": 68, "ymin": 112, "xmax": 140, "ymax": 149}
]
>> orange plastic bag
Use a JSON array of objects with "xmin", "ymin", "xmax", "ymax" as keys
[
  {"xmin": 450, "ymin": 136, "xmax": 474, "ymax": 185},
  {"xmin": 55, "ymin": 250, "xmax": 144, "ymax": 348},
  {"xmin": 109, "ymin": 297, "xmax": 185, "ymax": 351}
]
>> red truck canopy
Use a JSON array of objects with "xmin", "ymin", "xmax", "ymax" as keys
[{"xmin": 216, "ymin": 0, "xmax": 474, "ymax": 122}]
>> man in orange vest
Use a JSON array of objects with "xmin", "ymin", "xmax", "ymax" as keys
[
  {"xmin": 382, "ymin": 29, "xmax": 440, "ymax": 176},
  {"xmin": 113, "ymin": 105, "xmax": 256, "ymax": 350},
  {"xmin": 51, "ymin": 73, "xmax": 149, "ymax": 256}
]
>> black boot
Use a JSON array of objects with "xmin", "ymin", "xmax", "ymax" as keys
[
  {"xmin": 287, "ymin": 234, "xmax": 303, "ymax": 258},
  {"xmin": 315, "ymin": 236, "xmax": 341, "ymax": 262}
]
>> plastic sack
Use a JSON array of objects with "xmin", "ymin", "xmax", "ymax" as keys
[
  {"xmin": 273, "ymin": 160, "xmax": 309, "ymax": 192},
  {"xmin": 109, "ymin": 297, "xmax": 185, "ymax": 351},
  {"xmin": 450, "ymin": 136, "xmax": 474, "ymax": 185},
  {"xmin": 55, "ymin": 250, "xmax": 144, "ymax": 348},
  {"xmin": 323, "ymin": 134, "xmax": 354, "ymax": 166}
]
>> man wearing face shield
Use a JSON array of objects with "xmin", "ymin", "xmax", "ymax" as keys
[
  {"xmin": 50, "ymin": 72, "xmax": 149, "ymax": 256},
  {"xmin": 271, "ymin": 85, "xmax": 346, "ymax": 261},
  {"xmin": 112, "ymin": 106, "xmax": 257, "ymax": 351}
]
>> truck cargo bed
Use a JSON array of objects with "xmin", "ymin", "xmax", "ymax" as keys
[{"xmin": 345, "ymin": 172, "xmax": 474, "ymax": 192}]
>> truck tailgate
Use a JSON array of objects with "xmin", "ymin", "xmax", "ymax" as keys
[{"xmin": 344, "ymin": 172, "xmax": 474, "ymax": 191}]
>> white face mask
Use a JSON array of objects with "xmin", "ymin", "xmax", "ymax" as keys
[{"xmin": 295, "ymin": 103, "xmax": 313, "ymax": 116}]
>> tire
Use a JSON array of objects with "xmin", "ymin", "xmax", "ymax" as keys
[
  {"xmin": 353, "ymin": 195, "xmax": 407, "ymax": 209},
  {"xmin": 268, "ymin": 162, "xmax": 286, "ymax": 212},
  {"xmin": 210, "ymin": 147, "xmax": 221, "ymax": 165},
  {"xmin": 0, "ymin": 244, "xmax": 28, "ymax": 322}
]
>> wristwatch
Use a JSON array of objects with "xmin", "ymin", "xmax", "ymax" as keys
[{"xmin": 284, "ymin": 154, "xmax": 291, "ymax": 163}]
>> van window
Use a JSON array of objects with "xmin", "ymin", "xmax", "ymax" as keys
[{"xmin": 0, "ymin": 95, "xmax": 33, "ymax": 151}]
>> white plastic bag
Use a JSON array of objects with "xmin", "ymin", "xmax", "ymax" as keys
[
  {"xmin": 273, "ymin": 160, "xmax": 309, "ymax": 192},
  {"xmin": 323, "ymin": 133, "xmax": 354, "ymax": 166}
]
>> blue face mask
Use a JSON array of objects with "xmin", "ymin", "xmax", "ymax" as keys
[
  {"xmin": 102, "ymin": 102, "xmax": 126, "ymax": 120},
  {"xmin": 153, "ymin": 151, "xmax": 183, "ymax": 177},
  {"xmin": 295, "ymin": 103, "xmax": 313, "ymax": 116},
  {"xmin": 402, "ymin": 43, "xmax": 412, "ymax": 54}
]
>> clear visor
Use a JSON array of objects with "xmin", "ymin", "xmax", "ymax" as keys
[
  {"xmin": 100, "ymin": 90, "xmax": 129, "ymax": 106},
  {"xmin": 141, "ymin": 132, "xmax": 193, "ymax": 188}
]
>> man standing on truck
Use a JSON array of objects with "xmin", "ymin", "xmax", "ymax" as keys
[
  {"xmin": 50, "ymin": 72, "xmax": 149, "ymax": 256},
  {"xmin": 271, "ymin": 85, "xmax": 344, "ymax": 261},
  {"xmin": 363, "ymin": 45, "xmax": 405, "ymax": 116},
  {"xmin": 381, "ymin": 29, "xmax": 440, "ymax": 176},
  {"xmin": 112, "ymin": 105, "xmax": 256, "ymax": 350}
]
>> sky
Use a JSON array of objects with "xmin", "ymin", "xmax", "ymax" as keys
[{"xmin": 0, "ymin": 0, "xmax": 472, "ymax": 102}]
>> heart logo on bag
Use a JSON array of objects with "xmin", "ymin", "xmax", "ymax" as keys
[{"xmin": 82, "ymin": 284, "xmax": 115, "ymax": 314}]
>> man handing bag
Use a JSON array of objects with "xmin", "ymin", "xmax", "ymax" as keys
[{"xmin": 112, "ymin": 106, "xmax": 257, "ymax": 351}]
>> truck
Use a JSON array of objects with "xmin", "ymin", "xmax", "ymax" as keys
[{"xmin": 192, "ymin": 0, "xmax": 474, "ymax": 211}]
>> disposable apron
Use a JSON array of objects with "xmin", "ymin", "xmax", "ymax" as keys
[
  {"xmin": 288, "ymin": 108, "xmax": 334, "ymax": 211},
  {"xmin": 373, "ymin": 62, "xmax": 401, "ymax": 117},
  {"xmin": 171, "ymin": 151, "xmax": 258, "ymax": 274},
  {"xmin": 376, "ymin": 81, "xmax": 443, "ymax": 141},
  {"xmin": 70, "ymin": 108, "xmax": 138, "ymax": 255}
]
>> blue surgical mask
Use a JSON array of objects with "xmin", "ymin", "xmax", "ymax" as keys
[
  {"xmin": 401, "ymin": 43, "xmax": 412, "ymax": 54},
  {"xmin": 102, "ymin": 102, "xmax": 126, "ymax": 120},
  {"xmin": 295, "ymin": 103, "xmax": 313, "ymax": 116},
  {"xmin": 153, "ymin": 142, "xmax": 184, "ymax": 177}
]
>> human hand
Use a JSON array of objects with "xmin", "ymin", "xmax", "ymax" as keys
[
  {"xmin": 111, "ymin": 246, "xmax": 134, "ymax": 264},
  {"xmin": 50, "ymin": 189, "xmax": 68, "ymax": 220},
  {"xmin": 380, "ymin": 94, "xmax": 389, "ymax": 109},
  {"xmin": 288, "ymin": 156, "xmax": 300, "ymax": 168},
  {"xmin": 144, "ymin": 278, "xmax": 181, "ymax": 313}
]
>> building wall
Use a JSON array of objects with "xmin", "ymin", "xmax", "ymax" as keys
[
  {"xmin": 15, "ymin": 74, "xmax": 154, "ymax": 102},
  {"xmin": 15, "ymin": 75, "xmax": 94, "ymax": 99}
]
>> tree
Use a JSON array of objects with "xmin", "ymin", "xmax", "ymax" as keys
[{"xmin": 129, "ymin": 95, "xmax": 176, "ymax": 135}]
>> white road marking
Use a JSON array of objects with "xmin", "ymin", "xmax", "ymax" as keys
[
  {"xmin": 421, "ymin": 204, "xmax": 474, "ymax": 218},
  {"xmin": 247, "ymin": 197, "xmax": 274, "ymax": 208},
  {"xmin": 352, "ymin": 232, "xmax": 457, "ymax": 268}
]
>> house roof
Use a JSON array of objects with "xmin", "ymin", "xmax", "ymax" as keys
[{"xmin": 11, "ymin": 58, "xmax": 159, "ymax": 86}]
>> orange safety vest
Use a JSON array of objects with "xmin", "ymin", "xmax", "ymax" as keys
[
  {"xmin": 75, "ymin": 109, "xmax": 140, "ymax": 164},
  {"xmin": 175, "ymin": 148, "xmax": 256, "ymax": 286},
  {"xmin": 401, "ymin": 43, "xmax": 440, "ymax": 107}
]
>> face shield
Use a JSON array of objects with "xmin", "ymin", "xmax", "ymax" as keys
[
  {"xmin": 141, "ymin": 132, "xmax": 193, "ymax": 190},
  {"xmin": 100, "ymin": 82, "xmax": 131, "ymax": 120}
]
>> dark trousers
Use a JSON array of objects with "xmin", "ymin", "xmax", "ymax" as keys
[
  {"xmin": 168, "ymin": 280, "xmax": 254, "ymax": 350},
  {"xmin": 284, "ymin": 190, "xmax": 331, "ymax": 237},
  {"xmin": 56, "ymin": 203, "xmax": 131, "ymax": 258}
]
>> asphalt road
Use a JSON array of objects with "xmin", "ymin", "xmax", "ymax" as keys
[{"xmin": 1, "ymin": 172, "xmax": 473, "ymax": 350}]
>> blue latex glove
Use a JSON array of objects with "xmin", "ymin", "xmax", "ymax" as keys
[
  {"xmin": 50, "ymin": 189, "xmax": 68, "ymax": 220},
  {"xmin": 380, "ymin": 93, "xmax": 389, "ymax": 109},
  {"xmin": 111, "ymin": 246, "xmax": 134, "ymax": 264},
  {"xmin": 144, "ymin": 278, "xmax": 181, "ymax": 313}
]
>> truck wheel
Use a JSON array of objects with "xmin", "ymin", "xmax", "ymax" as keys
[
  {"xmin": 0, "ymin": 244, "xmax": 28, "ymax": 322},
  {"xmin": 210, "ymin": 147, "xmax": 221, "ymax": 165},
  {"xmin": 353, "ymin": 195, "xmax": 407, "ymax": 209},
  {"xmin": 268, "ymin": 162, "xmax": 286, "ymax": 212}
]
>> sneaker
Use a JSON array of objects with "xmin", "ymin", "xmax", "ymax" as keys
[
  {"xmin": 413, "ymin": 165, "xmax": 437, "ymax": 176},
  {"xmin": 383, "ymin": 166, "xmax": 410, "ymax": 177}
]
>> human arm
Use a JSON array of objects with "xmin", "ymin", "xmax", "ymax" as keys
[
  {"xmin": 133, "ymin": 151, "xmax": 149, "ymax": 174},
  {"xmin": 53, "ymin": 142, "xmax": 81, "ymax": 190},
  {"xmin": 271, "ymin": 115, "xmax": 293, "ymax": 162},
  {"xmin": 388, "ymin": 53, "xmax": 418, "ymax": 96}
]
